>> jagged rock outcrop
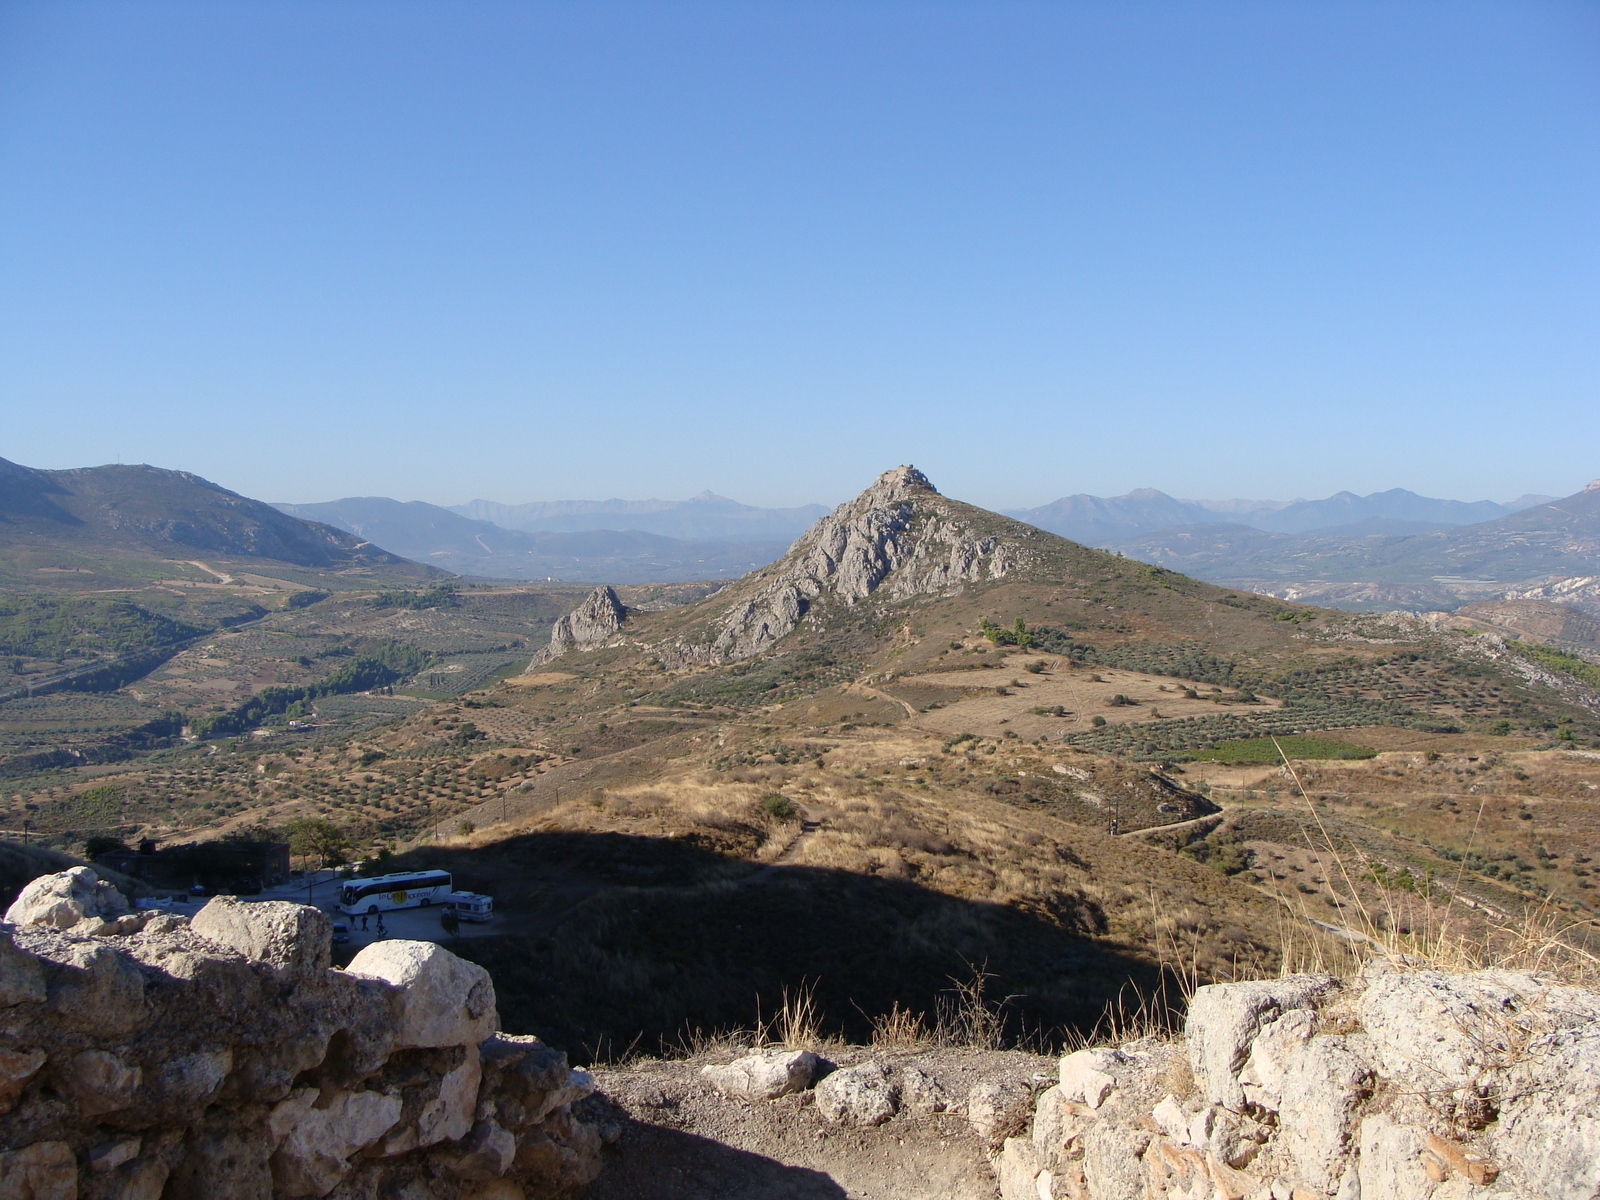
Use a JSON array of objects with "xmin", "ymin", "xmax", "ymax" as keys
[
  {"xmin": 665, "ymin": 465, "xmax": 1032, "ymax": 665},
  {"xmin": 528, "ymin": 585, "xmax": 627, "ymax": 667},
  {"xmin": 995, "ymin": 963, "xmax": 1600, "ymax": 1200},
  {"xmin": 0, "ymin": 873, "xmax": 603, "ymax": 1200}
]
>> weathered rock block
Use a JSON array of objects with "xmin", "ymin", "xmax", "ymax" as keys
[
  {"xmin": 815, "ymin": 1061, "xmax": 899, "ymax": 1126},
  {"xmin": 968, "ymin": 1074, "xmax": 1036, "ymax": 1146},
  {"xmin": 4, "ymin": 866, "xmax": 129, "ymax": 931},
  {"xmin": 0, "ymin": 1140, "xmax": 77, "ymax": 1200},
  {"xmin": 1184, "ymin": 975, "xmax": 1335, "ymax": 1111},
  {"xmin": 699, "ymin": 1049, "xmax": 818, "ymax": 1100},
  {"xmin": 346, "ymin": 940, "xmax": 496, "ymax": 1049},
  {"xmin": 191, "ymin": 898, "xmax": 332, "ymax": 978}
]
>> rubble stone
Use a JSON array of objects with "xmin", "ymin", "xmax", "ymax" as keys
[{"xmin": 699, "ymin": 1049, "xmax": 819, "ymax": 1101}]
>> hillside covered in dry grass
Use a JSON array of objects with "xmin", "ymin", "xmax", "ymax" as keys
[{"xmin": 3, "ymin": 466, "xmax": 1597, "ymax": 1063}]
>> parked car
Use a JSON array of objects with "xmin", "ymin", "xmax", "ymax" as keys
[{"xmin": 331, "ymin": 923, "xmax": 351, "ymax": 945}]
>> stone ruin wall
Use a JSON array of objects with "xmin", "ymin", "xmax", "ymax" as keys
[
  {"xmin": 0, "ymin": 869, "xmax": 606, "ymax": 1200},
  {"xmin": 993, "ymin": 963, "xmax": 1600, "ymax": 1200},
  {"xmin": 5, "ymin": 866, "xmax": 1598, "ymax": 1200}
]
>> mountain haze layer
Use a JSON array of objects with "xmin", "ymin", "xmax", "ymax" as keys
[
  {"xmin": 275, "ymin": 496, "xmax": 790, "ymax": 582},
  {"xmin": 452, "ymin": 491, "xmax": 829, "ymax": 542},
  {"xmin": 1110, "ymin": 478, "xmax": 1600, "ymax": 611},
  {"xmin": 1006, "ymin": 486, "xmax": 1549, "ymax": 543}
]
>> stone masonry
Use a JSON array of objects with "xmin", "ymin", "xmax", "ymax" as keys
[{"xmin": 0, "ymin": 872, "xmax": 604, "ymax": 1200}]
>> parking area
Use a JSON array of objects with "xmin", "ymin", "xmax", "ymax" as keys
[{"xmin": 144, "ymin": 869, "xmax": 500, "ymax": 953}]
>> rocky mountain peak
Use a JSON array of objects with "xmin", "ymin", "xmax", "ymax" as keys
[
  {"xmin": 662, "ymin": 465, "xmax": 1028, "ymax": 665},
  {"xmin": 862, "ymin": 464, "xmax": 938, "ymax": 503}
]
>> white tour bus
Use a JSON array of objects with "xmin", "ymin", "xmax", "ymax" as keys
[{"xmin": 338, "ymin": 870, "xmax": 453, "ymax": 916}]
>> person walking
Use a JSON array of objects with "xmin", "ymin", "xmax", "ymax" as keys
[
  {"xmin": 375, "ymin": 913, "xmax": 386, "ymax": 939},
  {"xmin": 361, "ymin": 914, "xmax": 369, "ymax": 932}
]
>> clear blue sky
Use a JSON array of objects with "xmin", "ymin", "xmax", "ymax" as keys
[{"xmin": 2, "ymin": 1, "xmax": 1596, "ymax": 510}]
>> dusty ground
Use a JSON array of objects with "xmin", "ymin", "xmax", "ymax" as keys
[
  {"xmin": 590, "ymin": 1047, "xmax": 1053, "ymax": 1200},
  {"xmin": 885, "ymin": 652, "xmax": 1280, "ymax": 742}
]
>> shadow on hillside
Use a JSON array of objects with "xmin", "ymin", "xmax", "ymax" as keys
[{"xmin": 389, "ymin": 831, "xmax": 1175, "ymax": 1064}]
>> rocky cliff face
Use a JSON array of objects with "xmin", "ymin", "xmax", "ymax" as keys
[
  {"xmin": 528, "ymin": 586, "xmax": 628, "ymax": 668},
  {"xmin": 665, "ymin": 465, "xmax": 1032, "ymax": 665},
  {"xmin": 995, "ymin": 963, "xmax": 1600, "ymax": 1200},
  {"xmin": 0, "ymin": 871, "xmax": 604, "ymax": 1200}
]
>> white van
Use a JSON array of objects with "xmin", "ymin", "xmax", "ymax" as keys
[
  {"xmin": 338, "ymin": 870, "xmax": 453, "ymax": 916},
  {"xmin": 444, "ymin": 891, "xmax": 494, "ymax": 923}
]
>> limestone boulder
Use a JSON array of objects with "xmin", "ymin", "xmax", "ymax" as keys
[
  {"xmin": 449, "ymin": 1119, "xmax": 518, "ymax": 1182},
  {"xmin": 0, "ymin": 930, "xmax": 46, "ymax": 1006},
  {"xmin": 897, "ymin": 1063, "xmax": 951, "ymax": 1113},
  {"xmin": 37, "ymin": 937, "xmax": 148, "ymax": 1037},
  {"xmin": 345, "ymin": 940, "xmax": 496, "ymax": 1049},
  {"xmin": 1491, "ymin": 1016, "xmax": 1600, "ymax": 1200},
  {"xmin": 4, "ymin": 867, "xmax": 130, "ymax": 931},
  {"xmin": 415, "ymin": 1044, "xmax": 482, "ymax": 1148},
  {"xmin": 0, "ymin": 1140, "xmax": 77, "ymax": 1200},
  {"xmin": 1184, "ymin": 975, "xmax": 1336, "ymax": 1110},
  {"xmin": 169, "ymin": 1127, "xmax": 273, "ymax": 1200},
  {"xmin": 1080, "ymin": 1122, "xmax": 1149, "ymax": 1200},
  {"xmin": 87, "ymin": 1136, "xmax": 141, "ymax": 1173},
  {"xmin": 1278, "ymin": 1035, "xmax": 1374, "ymax": 1193},
  {"xmin": 814, "ymin": 1061, "xmax": 899, "ymax": 1126},
  {"xmin": 996, "ymin": 1137, "xmax": 1041, "ymax": 1200},
  {"xmin": 0, "ymin": 1046, "xmax": 47, "ymax": 1113},
  {"xmin": 155, "ymin": 1049, "xmax": 233, "ymax": 1106},
  {"xmin": 270, "ymin": 1088, "xmax": 404, "ymax": 1197},
  {"xmin": 67, "ymin": 1048, "xmax": 142, "ymax": 1117},
  {"xmin": 191, "ymin": 898, "xmax": 331, "ymax": 978},
  {"xmin": 1237, "ymin": 1007, "xmax": 1316, "ymax": 1111},
  {"xmin": 967, "ymin": 1074, "xmax": 1036, "ymax": 1146},
  {"xmin": 1356, "ymin": 1112, "xmax": 1438, "ymax": 1200},
  {"xmin": 1057, "ymin": 1047, "xmax": 1136, "ymax": 1110},
  {"xmin": 699, "ymin": 1049, "xmax": 818, "ymax": 1101}
]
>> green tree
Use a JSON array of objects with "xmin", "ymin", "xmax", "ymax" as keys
[
  {"xmin": 83, "ymin": 835, "xmax": 130, "ymax": 859},
  {"xmin": 285, "ymin": 818, "xmax": 349, "ymax": 869}
]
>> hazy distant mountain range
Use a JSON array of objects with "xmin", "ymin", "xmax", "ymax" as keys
[
  {"xmin": 1100, "ymin": 482, "xmax": 1600, "ymax": 611},
  {"xmin": 1003, "ymin": 487, "xmax": 1552, "ymax": 543},
  {"xmin": 274, "ymin": 497, "xmax": 791, "ymax": 582},
  {"xmin": 4, "ymin": 450, "xmax": 1584, "ymax": 604},
  {"xmin": 451, "ymin": 492, "xmax": 830, "ymax": 541},
  {"xmin": 272, "ymin": 484, "xmax": 1572, "ymax": 591}
]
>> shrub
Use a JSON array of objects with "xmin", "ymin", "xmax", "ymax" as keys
[{"xmin": 759, "ymin": 793, "xmax": 797, "ymax": 819}]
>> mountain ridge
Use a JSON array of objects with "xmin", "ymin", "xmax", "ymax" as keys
[
  {"xmin": 1005, "ymin": 485, "xmax": 1552, "ymax": 543},
  {"xmin": 0, "ymin": 456, "xmax": 436, "ymax": 586}
]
